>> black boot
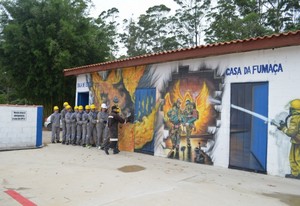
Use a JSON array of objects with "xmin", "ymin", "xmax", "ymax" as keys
[
  {"xmin": 175, "ymin": 148, "xmax": 179, "ymax": 159},
  {"xmin": 167, "ymin": 150, "xmax": 175, "ymax": 158},
  {"xmin": 285, "ymin": 174, "xmax": 300, "ymax": 179},
  {"xmin": 113, "ymin": 147, "xmax": 120, "ymax": 154},
  {"xmin": 104, "ymin": 148, "xmax": 109, "ymax": 155}
]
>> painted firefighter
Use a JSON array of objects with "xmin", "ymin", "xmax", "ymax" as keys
[
  {"xmin": 166, "ymin": 98, "xmax": 183, "ymax": 159},
  {"xmin": 275, "ymin": 99, "xmax": 300, "ymax": 179},
  {"xmin": 182, "ymin": 100, "xmax": 199, "ymax": 146}
]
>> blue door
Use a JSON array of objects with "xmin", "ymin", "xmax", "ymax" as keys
[
  {"xmin": 230, "ymin": 82, "xmax": 268, "ymax": 173},
  {"xmin": 134, "ymin": 88, "xmax": 156, "ymax": 155},
  {"xmin": 77, "ymin": 92, "xmax": 89, "ymax": 107},
  {"xmin": 251, "ymin": 83, "xmax": 268, "ymax": 171}
]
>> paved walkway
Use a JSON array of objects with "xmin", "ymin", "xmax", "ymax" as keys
[{"xmin": 0, "ymin": 131, "xmax": 300, "ymax": 206}]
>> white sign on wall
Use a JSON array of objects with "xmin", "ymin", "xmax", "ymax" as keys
[{"xmin": 11, "ymin": 110, "xmax": 27, "ymax": 121}]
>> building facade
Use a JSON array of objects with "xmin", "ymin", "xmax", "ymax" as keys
[{"xmin": 64, "ymin": 31, "xmax": 300, "ymax": 178}]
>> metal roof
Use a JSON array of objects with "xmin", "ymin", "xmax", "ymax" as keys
[{"xmin": 64, "ymin": 30, "xmax": 300, "ymax": 76}]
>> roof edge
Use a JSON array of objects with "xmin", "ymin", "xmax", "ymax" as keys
[{"xmin": 64, "ymin": 30, "xmax": 300, "ymax": 76}]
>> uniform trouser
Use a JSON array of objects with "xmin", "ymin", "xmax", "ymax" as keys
[
  {"xmin": 105, "ymin": 130, "xmax": 118, "ymax": 151},
  {"xmin": 96, "ymin": 123, "xmax": 107, "ymax": 147},
  {"xmin": 171, "ymin": 127, "xmax": 181, "ymax": 148},
  {"xmin": 108, "ymin": 140, "xmax": 118, "ymax": 150},
  {"xmin": 86, "ymin": 123, "xmax": 90, "ymax": 144},
  {"xmin": 51, "ymin": 125, "xmax": 60, "ymax": 142},
  {"xmin": 186, "ymin": 125, "xmax": 193, "ymax": 145},
  {"xmin": 102, "ymin": 132, "xmax": 110, "ymax": 149},
  {"xmin": 76, "ymin": 124, "xmax": 82, "ymax": 145},
  {"xmin": 289, "ymin": 143, "xmax": 300, "ymax": 176},
  {"xmin": 66, "ymin": 123, "xmax": 71, "ymax": 143},
  {"xmin": 71, "ymin": 123, "xmax": 76, "ymax": 144},
  {"xmin": 88, "ymin": 124, "xmax": 97, "ymax": 145},
  {"xmin": 82, "ymin": 124, "xmax": 87, "ymax": 145},
  {"xmin": 62, "ymin": 120, "xmax": 66, "ymax": 142}
]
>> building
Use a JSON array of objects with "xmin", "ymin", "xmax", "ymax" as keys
[{"xmin": 64, "ymin": 30, "xmax": 300, "ymax": 178}]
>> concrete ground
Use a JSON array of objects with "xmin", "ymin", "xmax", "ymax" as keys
[{"xmin": 1, "ymin": 131, "xmax": 300, "ymax": 206}]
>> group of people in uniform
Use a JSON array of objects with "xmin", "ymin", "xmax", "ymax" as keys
[{"xmin": 50, "ymin": 99, "xmax": 127, "ymax": 155}]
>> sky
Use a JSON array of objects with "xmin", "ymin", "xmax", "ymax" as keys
[{"xmin": 89, "ymin": 0, "xmax": 180, "ymax": 20}]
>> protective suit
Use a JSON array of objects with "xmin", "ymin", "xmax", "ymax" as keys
[
  {"xmin": 50, "ymin": 106, "xmax": 61, "ymax": 143},
  {"xmin": 65, "ymin": 105, "xmax": 73, "ymax": 145},
  {"xmin": 88, "ymin": 105, "xmax": 98, "ymax": 147},
  {"xmin": 76, "ymin": 106, "xmax": 84, "ymax": 145},
  {"xmin": 279, "ymin": 99, "xmax": 300, "ymax": 179},
  {"xmin": 82, "ymin": 106, "xmax": 90, "ymax": 147},
  {"xmin": 96, "ymin": 103, "xmax": 109, "ymax": 149},
  {"xmin": 104, "ymin": 106, "xmax": 126, "ymax": 155},
  {"xmin": 61, "ymin": 102, "xmax": 69, "ymax": 144},
  {"xmin": 70, "ymin": 106, "xmax": 78, "ymax": 145}
]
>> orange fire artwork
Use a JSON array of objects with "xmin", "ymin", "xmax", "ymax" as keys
[
  {"xmin": 91, "ymin": 66, "xmax": 145, "ymax": 109},
  {"xmin": 91, "ymin": 66, "xmax": 156, "ymax": 152},
  {"xmin": 163, "ymin": 80, "xmax": 213, "ymax": 136}
]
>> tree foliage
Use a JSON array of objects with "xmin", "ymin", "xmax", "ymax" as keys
[
  {"xmin": 205, "ymin": 0, "xmax": 300, "ymax": 43},
  {"xmin": 173, "ymin": 0, "xmax": 211, "ymax": 46},
  {"xmin": 120, "ymin": 4, "xmax": 180, "ymax": 56},
  {"xmin": 0, "ymin": 0, "xmax": 116, "ymax": 114}
]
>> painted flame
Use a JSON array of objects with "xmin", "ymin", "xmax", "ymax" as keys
[
  {"xmin": 163, "ymin": 80, "xmax": 212, "ymax": 135},
  {"xmin": 122, "ymin": 66, "xmax": 146, "ymax": 102}
]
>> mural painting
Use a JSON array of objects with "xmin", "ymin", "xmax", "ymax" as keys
[
  {"xmin": 271, "ymin": 99, "xmax": 300, "ymax": 179},
  {"xmin": 85, "ymin": 59, "xmax": 299, "ymax": 179},
  {"xmin": 161, "ymin": 66, "xmax": 223, "ymax": 164},
  {"xmin": 89, "ymin": 66, "xmax": 160, "ymax": 153},
  {"xmin": 88, "ymin": 64, "xmax": 223, "ymax": 166}
]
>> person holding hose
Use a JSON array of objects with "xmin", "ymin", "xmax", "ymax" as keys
[
  {"xmin": 104, "ymin": 105, "xmax": 126, "ymax": 155},
  {"xmin": 276, "ymin": 99, "xmax": 300, "ymax": 179}
]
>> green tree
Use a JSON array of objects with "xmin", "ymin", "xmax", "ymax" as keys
[
  {"xmin": 0, "ymin": 0, "xmax": 114, "ymax": 115},
  {"xmin": 205, "ymin": 0, "xmax": 271, "ymax": 43},
  {"xmin": 120, "ymin": 18, "xmax": 146, "ymax": 56},
  {"xmin": 205, "ymin": 0, "xmax": 300, "ymax": 43},
  {"xmin": 121, "ymin": 4, "xmax": 180, "ymax": 56},
  {"xmin": 173, "ymin": 0, "xmax": 211, "ymax": 46},
  {"xmin": 263, "ymin": 0, "xmax": 300, "ymax": 32},
  {"xmin": 94, "ymin": 7, "xmax": 120, "ymax": 59}
]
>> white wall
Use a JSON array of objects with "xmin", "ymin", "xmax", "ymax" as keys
[
  {"xmin": 216, "ymin": 46, "xmax": 298, "ymax": 176},
  {"xmin": 75, "ymin": 74, "xmax": 91, "ymax": 106},
  {"xmin": 150, "ymin": 45, "xmax": 299, "ymax": 176},
  {"xmin": 0, "ymin": 105, "xmax": 43, "ymax": 150}
]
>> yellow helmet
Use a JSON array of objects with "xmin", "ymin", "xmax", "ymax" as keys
[
  {"xmin": 78, "ymin": 105, "xmax": 83, "ymax": 110},
  {"xmin": 290, "ymin": 99, "xmax": 300, "ymax": 110},
  {"xmin": 53, "ymin": 106, "xmax": 59, "ymax": 111},
  {"xmin": 66, "ymin": 105, "xmax": 72, "ymax": 110},
  {"xmin": 63, "ymin": 102, "xmax": 69, "ymax": 107},
  {"xmin": 85, "ymin": 105, "xmax": 90, "ymax": 110},
  {"xmin": 91, "ymin": 104, "xmax": 96, "ymax": 109},
  {"xmin": 74, "ymin": 106, "xmax": 79, "ymax": 110}
]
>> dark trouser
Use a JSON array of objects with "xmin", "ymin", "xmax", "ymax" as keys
[
  {"xmin": 108, "ymin": 140, "xmax": 118, "ymax": 150},
  {"xmin": 104, "ymin": 138, "xmax": 119, "ymax": 153}
]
